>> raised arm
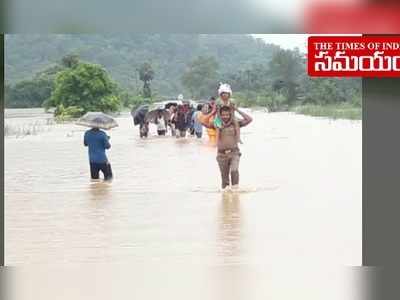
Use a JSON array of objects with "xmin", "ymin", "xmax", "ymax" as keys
[
  {"xmin": 198, "ymin": 104, "xmax": 217, "ymax": 129},
  {"xmin": 235, "ymin": 107, "xmax": 253, "ymax": 127},
  {"xmin": 198, "ymin": 113, "xmax": 214, "ymax": 129}
]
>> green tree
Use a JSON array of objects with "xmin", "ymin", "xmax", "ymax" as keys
[
  {"xmin": 138, "ymin": 62, "xmax": 154, "ymax": 98},
  {"xmin": 5, "ymin": 78, "xmax": 53, "ymax": 108},
  {"xmin": 269, "ymin": 48, "xmax": 304, "ymax": 106},
  {"xmin": 5, "ymin": 54, "xmax": 83, "ymax": 109},
  {"xmin": 181, "ymin": 56, "xmax": 219, "ymax": 98},
  {"xmin": 49, "ymin": 62, "xmax": 121, "ymax": 115},
  {"xmin": 300, "ymin": 77, "xmax": 361, "ymax": 106},
  {"xmin": 35, "ymin": 64, "xmax": 65, "ymax": 80}
]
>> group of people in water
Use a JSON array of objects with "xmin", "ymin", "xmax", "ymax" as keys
[
  {"xmin": 140, "ymin": 99, "xmax": 205, "ymax": 139},
  {"xmin": 83, "ymin": 83, "xmax": 253, "ymax": 191}
]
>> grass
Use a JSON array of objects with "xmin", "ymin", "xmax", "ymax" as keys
[{"xmin": 291, "ymin": 103, "xmax": 362, "ymax": 120}]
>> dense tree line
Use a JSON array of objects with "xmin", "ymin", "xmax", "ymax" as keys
[
  {"xmin": 5, "ymin": 34, "xmax": 278, "ymax": 97},
  {"xmin": 180, "ymin": 48, "xmax": 360, "ymax": 111},
  {"xmin": 5, "ymin": 34, "xmax": 361, "ymax": 111}
]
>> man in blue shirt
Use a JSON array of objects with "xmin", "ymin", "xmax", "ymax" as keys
[{"xmin": 83, "ymin": 128, "xmax": 113, "ymax": 181}]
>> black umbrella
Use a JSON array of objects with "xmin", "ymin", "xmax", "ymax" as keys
[
  {"xmin": 76, "ymin": 112, "xmax": 118, "ymax": 130},
  {"xmin": 131, "ymin": 105, "xmax": 149, "ymax": 126},
  {"xmin": 164, "ymin": 101, "xmax": 182, "ymax": 109},
  {"xmin": 143, "ymin": 103, "xmax": 172, "ymax": 123},
  {"xmin": 146, "ymin": 109, "xmax": 171, "ymax": 124}
]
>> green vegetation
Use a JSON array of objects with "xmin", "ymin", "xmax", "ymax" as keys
[
  {"xmin": 5, "ymin": 78, "xmax": 53, "ymax": 108},
  {"xmin": 5, "ymin": 34, "xmax": 278, "ymax": 97},
  {"xmin": 234, "ymin": 91, "xmax": 288, "ymax": 112},
  {"xmin": 5, "ymin": 34, "xmax": 362, "ymax": 120},
  {"xmin": 138, "ymin": 62, "xmax": 154, "ymax": 98},
  {"xmin": 118, "ymin": 91, "xmax": 152, "ymax": 110},
  {"xmin": 292, "ymin": 103, "xmax": 361, "ymax": 120},
  {"xmin": 53, "ymin": 105, "xmax": 85, "ymax": 121},
  {"xmin": 226, "ymin": 48, "xmax": 361, "ymax": 116},
  {"xmin": 46, "ymin": 61, "xmax": 121, "ymax": 117},
  {"xmin": 182, "ymin": 56, "xmax": 219, "ymax": 98}
]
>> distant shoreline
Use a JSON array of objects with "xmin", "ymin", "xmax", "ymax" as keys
[
  {"xmin": 290, "ymin": 104, "xmax": 361, "ymax": 121},
  {"xmin": 5, "ymin": 104, "xmax": 362, "ymax": 121}
]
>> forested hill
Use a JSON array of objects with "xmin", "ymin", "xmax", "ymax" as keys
[{"xmin": 5, "ymin": 34, "xmax": 282, "ymax": 97}]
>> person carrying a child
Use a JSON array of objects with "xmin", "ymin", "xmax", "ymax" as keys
[
  {"xmin": 197, "ymin": 84, "xmax": 253, "ymax": 190},
  {"xmin": 214, "ymin": 83, "xmax": 242, "ymax": 144}
]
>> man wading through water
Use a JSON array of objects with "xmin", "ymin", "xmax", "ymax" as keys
[
  {"xmin": 214, "ymin": 83, "xmax": 242, "ymax": 144},
  {"xmin": 200, "ymin": 103, "xmax": 252, "ymax": 191},
  {"xmin": 84, "ymin": 127, "xmax": 113, "ymax": 181}
]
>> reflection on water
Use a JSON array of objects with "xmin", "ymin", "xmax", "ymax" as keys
[
  {"xmin": 218, "ymin": 192, "xmax": 242, "ymax": 261},
  {"xmin": 5, "ymin": 109, "xmax": 361, "ymax": 298},
  {"xmin": 87, "ymin": 181, "xmax": 112, "ymax": 202}
]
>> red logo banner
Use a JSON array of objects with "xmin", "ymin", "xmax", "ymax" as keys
[
  {"xmin": 304, "ymin": 4, "xmax": 400, "ymax": 34},
  {"xmin": 308, "ymin": 36, "xmax": 400, "ymax": 77}
]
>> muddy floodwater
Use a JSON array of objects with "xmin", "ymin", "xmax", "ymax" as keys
[{"xmin": 5, "ymin": 108, "xmax": 362, "ymax": 299}]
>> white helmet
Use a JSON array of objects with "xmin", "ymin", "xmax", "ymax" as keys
[
  {"xmin": 218, "ymin": 83, "xmax": 232, "ymax": 96},
  {"xmin": 177, "ymin": 94, "xmax": 184, "ymax": 100}
]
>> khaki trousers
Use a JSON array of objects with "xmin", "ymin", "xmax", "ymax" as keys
[{"xmin": 216, "ymin": 150, "xmax": 241, "ymax": 189}]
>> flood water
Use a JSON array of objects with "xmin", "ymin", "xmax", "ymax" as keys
[{"xmin": 5, "ymin": 108, "xmax": 362, "ymax": 299}]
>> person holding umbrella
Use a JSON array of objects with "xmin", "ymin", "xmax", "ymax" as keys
[
  {"xmin": 77, "ymin": 112, "xmax": 117, "ymax": 181},
  {"xmin": 139, "ymin": 121, "xmax": 149, "ymax": 138},
  {"xmin": 131, "ymin": 105, "xmax": 149, "ymax": 138}
]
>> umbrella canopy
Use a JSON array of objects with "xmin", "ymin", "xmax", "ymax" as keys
[
  {"xmin": 76, "ymin": 112, "xmax": 118, "ymax": 130},
  {"xmin": 162, "ymin": 100, "xmax": 182, "ymax": 109},
  {"xmin": 146, "ymin": 109, "xmax": 171, "ymax": 123},
  {"xmin": 149, "ymin": 102, "xmax": 165, "ymax": 111},
  {"xmin": 140, "ymin": 102, "xmax": 171, "ymax": 123},
  {"xmin": 131, "ymin": 105, "xmax": 149, "ymax": 126}
]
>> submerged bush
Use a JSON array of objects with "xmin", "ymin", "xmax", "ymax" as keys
[{"xmin": 54, "ymin": 104, "xmax": 84, "ymax": 121}]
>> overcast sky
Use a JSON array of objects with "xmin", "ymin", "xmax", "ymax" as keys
[
  {"xmin": 251, "ymin": 34, "xmax": 308, "ymax": 52},
  {"xmin": 252, "ymin": 34, "xmax": 361, "ymax": 53}
]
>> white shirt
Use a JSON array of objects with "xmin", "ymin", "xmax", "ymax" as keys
[{"xmin": 157, "ymin": 117, "xmax": 166, "ymax": 130}]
